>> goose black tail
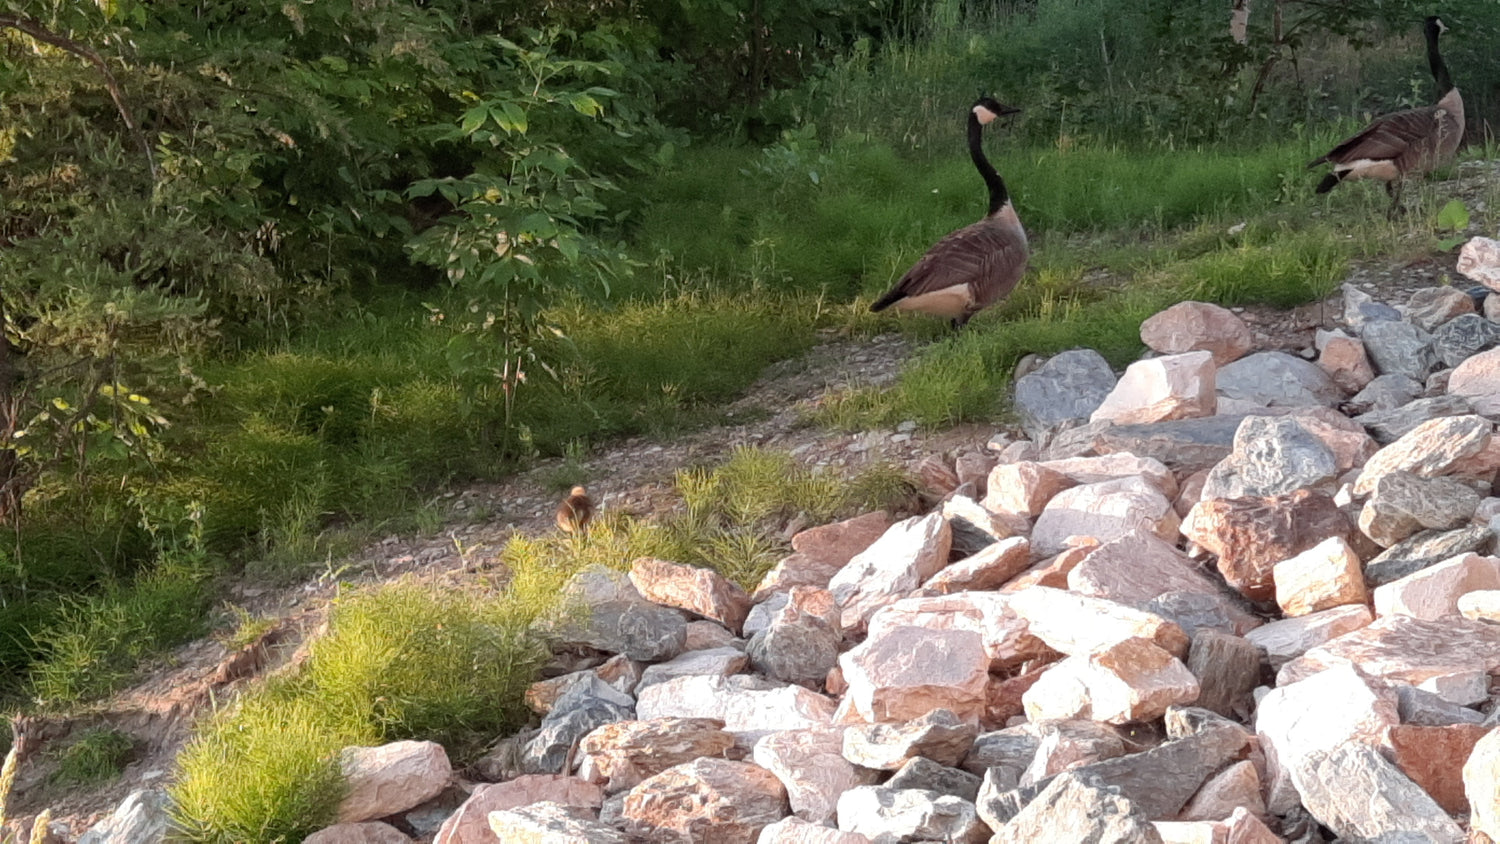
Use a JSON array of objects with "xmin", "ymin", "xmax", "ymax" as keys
[
  {"xmin": 870, "ymin": 289, "xmax": 906, "ymax": 312},
  {"xmin": 1315, "ymin": 172, "xmax": 1343, "ymax": 194}
]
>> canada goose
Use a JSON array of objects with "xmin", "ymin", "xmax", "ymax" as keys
[
  {"xmin": 870, "ymin": 96, "xmax": 1029, "ymax": 330},
  {"xmin": 1308, "ymin": 16, "xmax": 1464, "ymax": 216},
  {"xmin": 556, "ymin": 485, "xmax": 593, "ymax": 535}
]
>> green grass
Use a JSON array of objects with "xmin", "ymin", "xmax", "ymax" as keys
[
  {"xmin": 170, "ymin": 581, "xmax": 546, "ymax": 843},
  {"xmin": 170, "ymin": 692, "xmax": 363, "ymax": 844},
  {"xmin": 49, "ymin": 729, "xmax": 135, "ymax": 788}
]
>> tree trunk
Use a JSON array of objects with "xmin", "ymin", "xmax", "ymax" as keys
[{"xmin": 1230, "ymin": 0, "xmax": 1251, "ymax": 45}]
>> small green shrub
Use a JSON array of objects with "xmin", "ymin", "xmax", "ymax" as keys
[
  {"xmin": 300, "ymin": 583, "xmax": 546, "ymax": 757},
  {"xmin": 26, "ymin": 557, "xmax": 210, "ymax": 709},
  {"xmin": 49, "ymin": 729, "xmax": 134, "ymax": 787},
  {"xmin": 170, "ymin": 692, "xmax": 363, "ymax": 844}
]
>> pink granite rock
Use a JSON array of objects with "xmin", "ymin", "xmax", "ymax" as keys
[{"xmin": 1140, "ymin": 301, "xmax": 1253, "ymax": 365}]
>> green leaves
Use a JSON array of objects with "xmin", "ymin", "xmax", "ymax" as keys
[
  {"xmin": 1437, "ymin": 198, "xmax": 1471, "ymax": 231},
  {"xmin": 1436, "ymin": 199, "xmax": 1471, "ymax": 251}
]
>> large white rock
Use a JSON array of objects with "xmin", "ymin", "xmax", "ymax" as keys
[
  {"xmin": 1030, "ymin": 475, "xmax": 1181, "ymax": 559},
  {"xmin": 1090, "ymin": 351, "xmax": 1217, "ymax": 426},
  {"xmin": 753, "ymin": 727, "xmax": 871, "ymax": 825},
  {"xmin": 1255, "ymin": 665, "xmax": 1399, "ymax": 814},
  {"xmin": 839, "ymin": 625, "xmax": 990, "ymax": 723},
  {"xmin": 1021, "ymin": 637, "xmax": 1200, "ymax": 724},
  {"xmin": 636, "ymin": 675, "xmax": 836, "ymax": 744},
  {"xmin": 835, "ymin": 786, "xmax": 988, "ymax": 844},
  {"xmin": 756, "ymin": 817, "xmax": 873, "ymax": 843},
  {"xmin": 828, "ymin": 512, "xmax": 951, "ymax": 633},
  {"xmin": 1374, "ymin": 553, "xmax": 1500, "ymax": 621},
  {"xmin": 1465, "ymin": 727, "xmax": 1500, "ymax": 841},
  {"xmin": 1006, "ymin": 586, "xmax": 1189, "ymax": 659},
  {"xmin": 865, "ymin": 592, "xmax": 1049, "ymax": 671},
  {"xmin": 338, "ymin": 741, "xmax": 452, "ymax": 824}
]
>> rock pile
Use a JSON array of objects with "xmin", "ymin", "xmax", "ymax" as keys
[{"xmin": 80, "ymin": 237, "xmax": 1500, "ymax": 843}]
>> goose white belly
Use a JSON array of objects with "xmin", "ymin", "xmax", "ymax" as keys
[
  {"xmin": 1333, "ymin": 158, "xmax": 1402, "ymax": 182},
  {"xmin": 891, "ymin": 284, "xmax": 975, "ymax": 319}
]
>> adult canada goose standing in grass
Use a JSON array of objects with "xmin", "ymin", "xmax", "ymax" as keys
[
  {"xmin": 870, "ymin": 96, "xmax": 1029, "ymax": 331},
  {"xmin": 1308, "ymin": 15, "xmax": 1463, "ymax": 217},
  {"xmin": 556, "ymin": 485, "xmax": 593, "ymax": 535}
]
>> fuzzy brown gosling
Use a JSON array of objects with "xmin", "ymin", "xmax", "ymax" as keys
[{"xmin": 556, "ymin": 485, "xmax": 594, "ymax": 535}]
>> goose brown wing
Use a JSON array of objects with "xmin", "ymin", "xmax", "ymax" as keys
[
  {"xmin": 891, "ymin": 219, "xmax": 1026, "ymax": 300},
  {"xmin": 1318, "ymin": 105, "xmax": 1441, "ymax": 165}
]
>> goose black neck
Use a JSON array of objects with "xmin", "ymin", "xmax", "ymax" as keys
[
  {"xmin": 1428, "ymin": 25, "xmax": 1454, "ymax": 93},
  {"xmin": 969, "ymin": 113, "xmax": 1008, "ymax": 216}
]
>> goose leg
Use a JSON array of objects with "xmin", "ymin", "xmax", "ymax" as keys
[{"xmin": 1385, "ymin": 180, "xmax": 1406, "ymax": 220}]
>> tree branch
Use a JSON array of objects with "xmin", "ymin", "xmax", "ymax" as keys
[{"xmin": 0, "ymin": 12, "xmax": 157, "ymax": 182}]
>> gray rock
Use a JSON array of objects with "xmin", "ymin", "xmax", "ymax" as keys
[
  {"xmin": 1345, "ymin": 374, "xmax": 1423, "ymax": 415},
  {"xmin": 987, "ymin": 772, "xmax": 1164, "ymax": 844},
  {"xmin": 743, "ymin": 593, "xmax": 788, "ymax": 638},
  {"xmin": 886, "ymin": 756, "xmax": 982, "ymax": 802},
  {"xmin": 1358, "ymin": 470, "xmax": 1482, "ymax": 548},
  {"xmin": 487, "ymin": 801, "xmax": 628, "ymax": 844},
  {"xmin": 1014, "ymin": 349, "xmax": 1118, "ymax": 440},
  {"xmin": 638, "ymin": 647, "xmax": 749, "ymax": 691},
  {"xmin": 1143, "ymin": 591, "xmax": 1254, "ymax": 639},
  {"xmin": 941, "ymin": 494, "xmax": 1009, "ymax": 557},
  {"xmin": 78, "ymin": 789, "xmax": 170, "ymax": 844},
  {"xmin": 523, "ymin": 696, "xmax": 634, "ymax": 774},
  {"xmin": 1344, "ymin": 283, "xmax": 1403, "ymax": 333},
  {"xmin": 1186, "ymin": 629, "xmax": 1262, "ymax": 719},
  {"xmin": 1291, "ymin": 741, "xmax": 1463, "ymax": 843},
  {"xmin": 1091, "ymin": 415, "xmax": 1242, "ymax": 474},
  {"xmin": 746, "ymin": 608, "xmax": 840, "ymax": 691},
  {"xmin": 976, "ymin": 770, "xmax": 1045, "ymax": 828},
  {"xmin": 1066, "ymin": 723, "xmax": 1250, "ymax": 819},
  {"xmin": 960, "ymin": 726, "xmax": 1040, "ymax": 780},
  {"xmin": 1365, "ymin": 526, "xmax": 1494, "ymax": 586},
  {"xmin": 1395, "ymin": 684, "xmax": 1486, "ymax": 726},
  {"xmin": 1216, "ymin": 351, "xmax": 1344, "ymax": 408},
  {"xmin": 1432, "ymin": 313, "xmax": 1500, "ymax": 368},
  {"xmin": 1362, "ymin": 320, "xmax": 1439, "ymax": 381},
  {"xmin": 841, "ymin": 708, "xmax": 978, "ymax": 770},
  {"xmin": 979, "ymin": 722, "xmax": 1248, "ymax": 827},
  {"xmin": 1354, "ymin": 395, "xmax": 1474, "ymax": 445},
  {"xmin": 547, "ymin": 567, "xmax": 688, "ymax": 662},
  {"xmin": 835, "ymin": 786, "xmax": 988, "ymax": 844},
  {"xmin": 1201, "ymin": 415, "xmax": 1339, "ymax": 499}
]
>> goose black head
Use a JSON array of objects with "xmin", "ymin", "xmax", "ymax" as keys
[
  {"xmin": 1426, "ymin": 15, "xmax": 1448, "ymax": 38},
  {"xmin": 972, "ymin": 96, "xmax": 1022, "ymax": 126}
]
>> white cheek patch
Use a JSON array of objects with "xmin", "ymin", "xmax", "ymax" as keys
[{"xmin": 973, "ymin": 105, "xmax": 998, "ymax": 126}]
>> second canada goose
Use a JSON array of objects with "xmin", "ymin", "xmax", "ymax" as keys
[
  {"xmin": 556, "ymin": 485, "xmax": 593, "ymax": 535},
  {"xmin": 870, "ymin": 96, "xmax": 1029, "ymax": 331},
  {"xmin": 1308, "ymin": 16, "xmax": 1464, "ymax": 216}
]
